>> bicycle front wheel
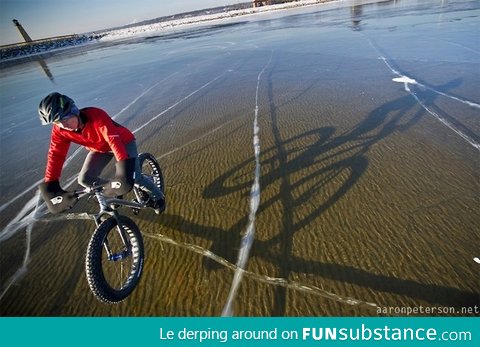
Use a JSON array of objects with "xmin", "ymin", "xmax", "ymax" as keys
[{"xmin": 85, "ymin": 216, "xmax": 144, "ymax": 304}]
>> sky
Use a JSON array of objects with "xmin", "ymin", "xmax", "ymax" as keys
[{"xmin": 0, "ymin": 0, "xmax": 243, "ymax": 46}]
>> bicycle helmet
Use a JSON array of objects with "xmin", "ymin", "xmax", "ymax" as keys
[{"xmin": 38, "ymin": 92, "xmax": 79, "ymax": 125}]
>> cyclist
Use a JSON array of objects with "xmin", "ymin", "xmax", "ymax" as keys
[{"xmin": 38, "ymin": 92, "xmax": 165, "ymax": 214}]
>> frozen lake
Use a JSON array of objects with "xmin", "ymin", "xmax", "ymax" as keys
[{"xmin": 0, "ymin": 0, "xmax": 479, "ymax": 316}]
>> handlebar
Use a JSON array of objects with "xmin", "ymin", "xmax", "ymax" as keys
[
  {"xmin": 73, "ymin": 183, "xmax": 145, "ymax": 213},
  {"xmin": 74, "ymin": 184, "xmax": 105, "ymax": 198}
]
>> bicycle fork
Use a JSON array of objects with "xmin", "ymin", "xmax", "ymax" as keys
[{"xmin": 95, "ymin": 191, "xmax": 132, "ymax": 262}]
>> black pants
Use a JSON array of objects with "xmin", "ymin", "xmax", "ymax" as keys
[{"xmin": 78, "ymin": 140, "xmax": 162, "ymax": 200}]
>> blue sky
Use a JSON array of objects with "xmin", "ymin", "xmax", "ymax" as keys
[{"xmin": 0, "ymin": 0, "xmax": 242, "ymax": 45}]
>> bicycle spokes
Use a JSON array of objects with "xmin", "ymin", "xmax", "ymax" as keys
[{"xmin": 98, "ymin": 222, "xmax": 139, "ymax": 291}]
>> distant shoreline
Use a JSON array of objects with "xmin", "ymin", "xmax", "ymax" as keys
[
  {"xmin": 99, "ymin": 0, "xmax": 337, "ymax": 41},
  {"xmin": 0, "ymin": 0, "xmax": 337, "ymax": 62}
]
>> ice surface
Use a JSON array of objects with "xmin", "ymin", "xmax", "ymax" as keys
[{"xmin": 1, "ymin": 0, "xmax": 478, "ymax": 315}]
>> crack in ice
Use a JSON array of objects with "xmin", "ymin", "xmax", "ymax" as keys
[
  {"xmin": 379, "ymin": 57, "xmax": 480, "ymax": 151},
  {"xmin": 143, "ymin": 232, "xmax": 379, "ymax": 311},
  {"xmin": 221, "ymin": 52, "xmax": 273, "ymax": 317}
]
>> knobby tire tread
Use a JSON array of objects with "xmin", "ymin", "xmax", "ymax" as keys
[
  {"xmin": 138, "ymin": 152, "xmax": 165, "ymax": 197},
  {"xmin": 85, "ymin": 216, "xmax": 144, "ymax": 304}
]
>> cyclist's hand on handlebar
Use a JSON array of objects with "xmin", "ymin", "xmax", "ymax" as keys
[
  {"xmin": 102, "ymin": 157, "xmax": 136, "ymax": 197},
  {"xmin": 39, "ymin": 180, "xmax": 79, "ymax": 214}
]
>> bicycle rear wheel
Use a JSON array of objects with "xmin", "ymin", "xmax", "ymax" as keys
[
  {"xmin": 85, "ymin": 216, "xmax": 144, "ymax": 304},
  {"xmin": 138, "ymin": 152, "xmax": 165, "ymax": 201}
]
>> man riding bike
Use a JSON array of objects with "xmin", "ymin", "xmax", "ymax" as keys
[{"xmin": 38, "ymin": 92, "xmax": 165, "ymax": 214}]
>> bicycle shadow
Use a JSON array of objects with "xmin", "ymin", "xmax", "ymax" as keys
[
  {"xmin": 151, "ymin": 63, "xmax": 478, "ymax": 314},
  {"xmin": 258, "ymin": 63, "xmax": 478, "ymax": 314}
]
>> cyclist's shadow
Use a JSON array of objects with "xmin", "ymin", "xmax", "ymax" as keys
[
  {"xmin": 155, "ymin": 74, "xmax": 478, "ymax": 314},
  {"xmin": 154, "ymin": 102, "xmax": 408, "ymax": 313}
]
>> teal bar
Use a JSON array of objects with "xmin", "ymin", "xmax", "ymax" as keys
[{"xmin": 0, "ymin": 317, "xmax": 478, "ymax": 346}]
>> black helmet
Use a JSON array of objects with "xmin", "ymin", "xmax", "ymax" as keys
[{"xmin": 38, "ymin": 92, "xmax": 79, "ymax": 125}]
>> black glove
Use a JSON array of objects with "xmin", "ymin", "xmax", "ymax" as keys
[
  {"xmin": 39, "ymin": 180, "xmax": 78, "ymax": 214},
  {"xmin": 102, "ymin": 157, "xmax": 136, "ymax": 197}
]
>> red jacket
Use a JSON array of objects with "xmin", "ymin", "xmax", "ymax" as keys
[{"xmin": 44, "ymin": 107, "xmax": 135, "ymax": 182}]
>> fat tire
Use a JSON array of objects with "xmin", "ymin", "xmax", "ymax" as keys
[
  {"xmin": 85, "ymin": 216, "xmax": 144, "ymax": 304},
  {"xmin": 138, "ymin": 152, "xmax": 165, "ymax": 198}
]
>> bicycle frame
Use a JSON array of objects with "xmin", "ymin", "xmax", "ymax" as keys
[
  {"xmin": 75, "ymin": 185, "xmax": 147, "ymax": 263},
  {"xmin": 76, "ymin": 184, "xmax": 147, "ymax": 226}
]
